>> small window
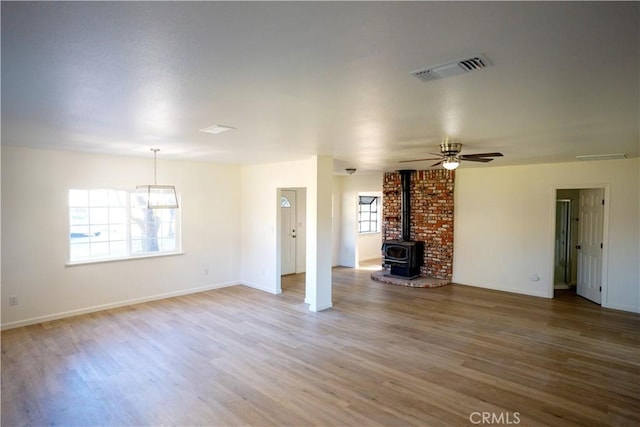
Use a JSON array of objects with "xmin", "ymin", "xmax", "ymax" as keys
[
  {"xmin": 358, "ymin": 195, "xmax": 380, "ymax": 233},
  {"xmin": 69, "ymin": 189, "xmax": 180, "ymax": 263},
  {"xmin": 281, "ymin": 196, "xmax": 291, "ymax": 208}
]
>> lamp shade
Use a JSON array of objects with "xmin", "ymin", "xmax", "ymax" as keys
[
  {"xmin": 136, "ymin": 185, "xmax": 179, "ymax": 209},
  {"xmin": 442, "ymin": 157, "xmax": 460, "ymax": 170},
  {"xmin": 137, "ymin": 148, "xmax": 179, "ymax": 209}
]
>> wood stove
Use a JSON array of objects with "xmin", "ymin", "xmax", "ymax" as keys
[
  {"xmin": 382, "ymin": 169, "xmax": 425, "ymax": 278},
  {"xmin": 382, "ymin": 240, "xmax": 424, "ymax": 278}
]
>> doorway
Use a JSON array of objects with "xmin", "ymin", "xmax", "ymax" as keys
[
  {"xmin": 552, "ymin": 187, "xmax": 608, "ymax": 305},
  {"xmin": 554, "ymin": 194, "xmax": 578, "ymax": 289},
  {"xmin": 280, "ymin": 189, "xmax": 297, "ymax": 275},
  {"xmin": 279, "ymin": 188, "xmax": 307, "ymax": 284}
]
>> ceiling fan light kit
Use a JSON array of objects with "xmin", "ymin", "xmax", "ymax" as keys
[{"xmin": 442, "ymin": 156, "xmax": 460, "ymax": 170}]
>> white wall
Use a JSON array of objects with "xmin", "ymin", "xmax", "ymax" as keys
[
  {"xmin": 5, "ymin": 145, "xmax": 635, "ymax": 329},
  {"xmin": 335, "ymin": 173, "xmax": 383, "ymax": 267},
  {"xmin": 358, "ymin": 232, "xmax": 383, "ymax": 261},
  {"xmin": 453, "ymin": 158, "xmax": 640, "ymax": 313},
  {"xmin": 332, "ymin": 176, "xmax": 343, "ymax": 267},
  {"xmin": 240, "ymin": 156, "xmax": 333, "ymax": 312},
  {"xmin": 240, "ymin": 159, "xmax": 315, "ymax": 293},
  {"xmin": 306, "ymin": 156, "xmax": 334, "ymax": 311},
  {"xmin": 1, "ymin": 146, "xmax": 242, "ymax": 328}
]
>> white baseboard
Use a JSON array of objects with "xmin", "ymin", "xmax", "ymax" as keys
[
  {"xmin": 603, "ymin": 302, "xmax": 640, "ymax": 314},
  {"xmin": 239, "ymin": 281, "xmax": 280, "ymax": 295},
  {"xmin": 1, "ymin": 281, "xmax": 238, "ymax": 330},
  {"xmin": 457, "ymin": 282, "xmax": 551, "ymax": 299},
  {"xmin": 310, "ymin": 302, "xmax": 333, "ymax": 312}
]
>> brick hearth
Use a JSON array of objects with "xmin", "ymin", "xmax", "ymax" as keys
[{"xmin": 370, "ymin": 270, "xmax": 449, "ymax": 288}]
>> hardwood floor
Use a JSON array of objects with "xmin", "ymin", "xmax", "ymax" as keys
[{"xmin": 3, "ymin": 262, "xmax": 639, "ymax": 426}]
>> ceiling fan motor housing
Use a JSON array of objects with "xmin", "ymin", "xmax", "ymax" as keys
[{"xmin": 440, "ymin": 141, "xmax": 462, "ymax": 155}]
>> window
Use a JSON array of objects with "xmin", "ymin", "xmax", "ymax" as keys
[
  {"xmin": 69, "ymin": 189, "xmax": 180, "ymax": 263},
  {"xmin": 358, "ymin": 195, "xmax": 380, "ymax": 233},
  {"xmin": 280, "ymin": 195, "xmax": 291, "ymax": 208}
]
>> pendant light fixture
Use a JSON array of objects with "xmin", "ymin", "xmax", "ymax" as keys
[{"xmin": 136, "ymin": 148, "xmax": 179, "ymax": 209}]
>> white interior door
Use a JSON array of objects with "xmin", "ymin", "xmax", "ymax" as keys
[
  {"xmin": 280, "ymin": 190, "xmax": 297, "ymax": 275},
  {"xmin": 577, "ymin": 188, "xmax": 604, "ymax": 304}
]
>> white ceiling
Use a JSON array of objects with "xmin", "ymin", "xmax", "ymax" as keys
[{"xmin": 2, "ymin": 1, "xmax": 638, "ymax": 173}]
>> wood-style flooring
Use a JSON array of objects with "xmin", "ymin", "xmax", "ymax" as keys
[{"xmin": 2, "ymin": 262, "xmax": 639, "ymax": 426}]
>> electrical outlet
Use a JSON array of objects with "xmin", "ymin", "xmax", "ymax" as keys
[{"xmin": 9, "ymin": 296, "xmax": 18, "ymax": 306}]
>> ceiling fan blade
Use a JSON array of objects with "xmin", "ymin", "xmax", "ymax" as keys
[
  {"xmin": 460, "ymin": 152, "xmax": 503, "ymax": 159},
  {"xmin": 399, "ymin": 157, "xmax": 442, "ymax": 163},
  {"xmin": 461, "ymin": 157, "xmax": 493, "ymax": 163},
  {"xmin": 431, "ymin": 160, "xmax": 444, "ymax": 167}
]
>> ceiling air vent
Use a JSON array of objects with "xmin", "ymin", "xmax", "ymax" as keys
[{"xmin": 411, "ymin": 55, "xmax": 490, "ymax": 82}]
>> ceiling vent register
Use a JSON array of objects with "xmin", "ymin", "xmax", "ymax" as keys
[{"xmin": 411, "ymin": 55, "xmax": 490, "ymax": 82}]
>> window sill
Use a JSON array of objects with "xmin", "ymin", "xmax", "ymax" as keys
[
  {"xmin": 358, "ymin": 231, "xmax": 381, "ymax": 235},
  {"xmin": 66, "ymin": 251, "xmax": 184, "ymax": 267}
]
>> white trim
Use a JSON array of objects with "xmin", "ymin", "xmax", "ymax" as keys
[
  {"xmin": 458, "ymin": 282, "xmax": 550, "ymax": 299},
  {"xmin": 603, "ymin": 302, "xmax": 640, "ymax": 314},
  {"xmin": 66, "ymin": 251, "xmax": 184, "ymax": 267},
  {"xmin": 309, "ymin": 302, "xmax": 333, "ymax": 312},
  {"xmin": 1, "ymin": 280, "xmax": 237, "ymax": 330},
  {"xmin": 357, "ymin": 193, "xmax": 381, "ymax": 234},
  {"xmin": 239, "ymin": 280, "xmax": 281, "ymax": 295}
]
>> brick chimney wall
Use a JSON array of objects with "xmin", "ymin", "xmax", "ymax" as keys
[{"xmin": 382, "ymin": 170, "xmax": 455, "ymax": 280}]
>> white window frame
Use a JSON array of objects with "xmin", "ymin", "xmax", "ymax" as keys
[
  {"xmin": 68, "ymin": 188, "xmax": 182, "ymax": 265},
  {"xmin": 358, "ymin": 193, "xmax": 381, "ymax": 234}
]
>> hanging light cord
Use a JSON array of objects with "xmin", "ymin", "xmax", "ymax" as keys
[{"xmin": 151, "ymin": 148, "xmax": 160, "ymax": 185}]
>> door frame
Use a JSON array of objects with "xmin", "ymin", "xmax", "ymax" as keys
[
  {"xmin": 280, "ymin": 189, "xmax": 297, "ymax": 276},
  {"xmin": 549, "ymin": 184, "xmax": 610, "ymax": 306},
  {"xmin": 276, "ymin": 187, "xmax": 307, "ymax": 294}
]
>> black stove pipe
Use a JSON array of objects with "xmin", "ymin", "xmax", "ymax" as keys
[{"xmin": 398, "ymin": 170, "xmax": 413, "ymax": 242}]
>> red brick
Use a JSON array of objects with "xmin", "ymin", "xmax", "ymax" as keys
[{"xmin": 382, "ymin": 170, "xmax": 454, "ymax": 280}]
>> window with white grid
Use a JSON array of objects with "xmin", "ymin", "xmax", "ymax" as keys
[
  {"xmin": 69, "ymin": 189, "xmax": 180, "ymax": 263},
  {"xmin": 358, "ymin": 195, "xmax": 380, "ymax": 233}
]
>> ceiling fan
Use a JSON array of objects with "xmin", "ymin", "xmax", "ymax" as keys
[{"xmin": 399, "ymin": 139, "xmax": 503, "ymax": 170}]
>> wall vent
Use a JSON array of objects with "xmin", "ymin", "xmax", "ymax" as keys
[{"xmin": 411, "ymin": 55, "xmax": 490, "ymax": 82}]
